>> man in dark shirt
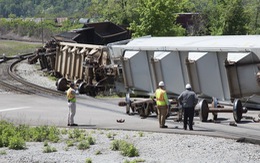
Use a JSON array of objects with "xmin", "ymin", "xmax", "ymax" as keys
[{"xmin": 178, "ymin": 84, "xmax": 198, "ymax": 130}]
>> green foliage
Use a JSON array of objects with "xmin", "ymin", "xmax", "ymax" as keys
[
  {"xmin": 43, "ymin": 145, "xmax": 57, "ymax": 153},
  {"xmin": 223, "ymin": 0, "xmax": 249, "ymax": 35},
  {"xmin": 68, "ymin": 128, "xmax": 83, "ymax": 139},
  {"xmin": 77, "ymin": 140, "xmax": 90, "ymax": 150},
  {"xmin": 0, "ymin": 150, "xmax": 7, "ymax": 155},
  {"xmin": 0, "ymin": 0, "xmax": 260, "ymax": 37},
  {"xmin": 61, "ymin": 128, "xmax": 68, "ymax": 135},
  {"xmin": 85, "ymin": 158, "xmax": 92, "ymax": 163},
  {"xmin": 29, "ymin": 125, "xmax": 60, "ymax": 142},
  {"xmin": 86, "ymin": 135, "xmax": 95, "ymax": 145},
  {"xmin": 68, "ymin": 128, "xmax": 86, "ymax": 142},
  {"xmin": 0, "ymin": 17, "xmax": 82, "ymax": 42},
  {"xmin": 111, "ymin": 140, "xmax": 139, "ymax": 157},
  {"xmin": 47, "ymin": 126, "xmax": 60, "ymax": 143},
  {"xmin": 86, "ymin": 0, "xmax": 137, "ymax": 25},
  {"xmin": 0, "ymin": 40, "xmax": 41, "ymax": 57},
  {"xmin": 0, "ymin": 0, "xmax": 91, "ymax": 18},
  {"xmin": 66, "ymin": 140, "xmax": 74, "ymax": 147},
  {"xmin": 95, "ymin": 150, "xmax": 102, "ymax": 155},
  {"xmin": 107, "ymin": 132, "xmax": 116, "ymax": 139},
  {"xmin": 191, "ymin": 0, "xmax": 251, "ymax": 35},
  {"xmin": 43, "ymin": 140, "xmax": 48, "ymax": 147},
  {"xmin": 129, "ymin": 0, "xmax": 186, "ymax": 37},
  {"xmin": 138, "ymin": 132, "xmax": 144, "ymax": 137},
  {"xmin": 8, "ymin": 136, "xmax": 26, "ymax": 150}
]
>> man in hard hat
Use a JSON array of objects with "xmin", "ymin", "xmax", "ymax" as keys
[
  {"xmin": 155, "ymin": 81, "xmax": 169, "ymax": 128},
  {"xmin": 178, "ymin": 84, "xmax": 198, "ymax": 130},
  {"xmin": 66, "ymin": 83, "xmax": 78, "ymax": 126}
]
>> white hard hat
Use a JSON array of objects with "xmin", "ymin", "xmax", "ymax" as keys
[
  {"xmin": 185, "ymin": 84, "xmax": 191, "ymax": 89},
  {"xmin": 159, "ymin": 81, "xmax": 164, "ymax": 87}
]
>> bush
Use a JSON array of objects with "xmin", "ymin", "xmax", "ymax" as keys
[
  {"xmin": 85, "ymin": 158, "xmax": 92, "ymax": 163},
  {"xmin": 107, "ymin": 132, "xmax": 116, "ymax": 139},
  {"xmin": 77, "ymin": 141, "xmax": 90, "ymax": 150},
  {"xmin": 29, "ymin": 126, "xmax": 49, "ymax": 142},
  {"xmin": 8, "ymin": 136, "xmax": 26, "ymax": 150},
  {"xmin": 47, "ymin": 126, "xmax": 60, "ymax": 143},
  {"xmin": 29, "ymin": 126, "xmax": 60, "ymax": 142},
  {"xmin": 111, "ymin": 140, "xmax": 139, "ymax": 157},
  {"xmin": 43, "ymin": 141, "xmax": 48, "ymax": 147},
  {"xmin": 43, "ymin": 145, "xmax": 57, "ymax": 153},
  {"xmin": 86, "ymin": 135, "xmax": 95, "ymax": 145},
  {"xmin": 66, "ymin": 140, "xmax": 74, "ymax": 147},
  {"xmin": 1, "ymin": 127, "xmax": 16, "ymax": 147},
  {"xmin": 69, "ymin": 128, "xmax": 83, "ymax": 139}
]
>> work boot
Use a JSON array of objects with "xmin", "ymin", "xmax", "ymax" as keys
[{"xmin": 160, "ymin": 125, "xmax": 168, "ymax": 128}]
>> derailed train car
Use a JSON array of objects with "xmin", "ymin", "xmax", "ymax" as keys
[
  {"xmin": 55, "ymin": 42, "xmax": 118, "ymax": 96},
  {"xmin": 108, "ymin": 35, "xmax": 260, "ymax": 122},
  {"xmin": 28, "ymin": 22, "xmax": 130, "ymax": 96}
]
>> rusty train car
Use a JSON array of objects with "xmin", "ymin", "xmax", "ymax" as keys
[
  {"xmin": 55, "ymin": 42, "xmax": 117, "ymax": 96},
  {"xmin": 28, "ymin": 22, "xmax": 130, "ymax": 96}
]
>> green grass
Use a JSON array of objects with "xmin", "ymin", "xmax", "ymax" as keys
[{"xmin": 0, "ymin": 40, "xmax": 42, "ymax": 57}]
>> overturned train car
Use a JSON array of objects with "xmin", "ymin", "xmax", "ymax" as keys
[
  {"xmin": 28, "ymin": 22, "xmax": 130, "ymax": 96},
  {"xmin": 108, "ymin": 35, "xmax": 260, "ymax": 121},
  {"xmin": 55, "ymin": 42, "xmax": 118, "ymax": 96}
]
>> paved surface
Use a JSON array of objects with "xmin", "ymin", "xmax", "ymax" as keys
[{"xmin": 1, "ymin": 94, "xmax": 260, "ymax": 144}]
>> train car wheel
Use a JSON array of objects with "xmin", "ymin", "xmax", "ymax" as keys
[
  {"xmin": 78, "ymin": 82, "xmax": 87, "ymax": 94},
  {"xmin": 233, "ymin": 99, "xmax": 243, "ymax": 123},
  {"xmin": 199, "ymin": 99, "xmax": 209, "ymax": 122},
  {"xmin": 56, "ymin": 78, "xmax": 67, "ymax": 91}
]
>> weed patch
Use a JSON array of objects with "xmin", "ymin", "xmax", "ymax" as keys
[{"xmin": 111, "ymin": 140, "xmax": 139, "ymax": 157}]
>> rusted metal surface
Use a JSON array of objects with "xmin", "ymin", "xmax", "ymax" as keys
[
  {"xmin": 27, "ymin": 21, "xmax": 130, "ymax": 96},
  {"xmin": 53, "ymin": 42, "xmax": 119, "ymax": 96}
]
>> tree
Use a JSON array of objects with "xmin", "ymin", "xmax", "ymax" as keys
[
  {"xmin": 189, "ymin": 0, "xmax": 250, "ymax": 35},
  {"xmin": 129, "ymin": 0, "xmax": 186, "ymax": 37},
  {"xmin": 86, "ymin": 0, "xmax": 137, "ymax": 25},
  {"xmin": 223, "ymin": 0, "xmax": 249, "ymax": 35},
  {"xmin": 244, "ymin": 0, "xmax": 260, "ymax": 34}
]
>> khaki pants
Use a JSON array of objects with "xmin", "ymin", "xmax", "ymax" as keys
[
  {"xmin": 68, "ymin": 102, "xmax": 76, "ymax": 125},
  {"xmin": 157, "ymin": 105, "xmax": 168, "ymax": 127}
]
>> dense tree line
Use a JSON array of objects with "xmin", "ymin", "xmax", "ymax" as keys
[
  {"xmin": 0, "ymin": 0, "xmax": 260, "ymax": 39},
  {"xmin": 0, "ymin": 0, "xmax": 91, "ymax": 18}
]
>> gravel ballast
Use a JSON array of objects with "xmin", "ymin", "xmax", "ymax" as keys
[
  {"xmin": 0, "ymin": 129, "xmax": 259, "ymax": 163},
  {"xmin": 0, "ymin": 62, "xmax": 259, "ymax": 163}
]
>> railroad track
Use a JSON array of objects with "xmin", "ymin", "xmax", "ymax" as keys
[{"xmin": 0, "ymin": 53, "xmax": 65, "ymax": 97}]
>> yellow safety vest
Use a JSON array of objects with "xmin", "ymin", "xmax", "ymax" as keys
[
  {"xmin": 67, "ymin": 88, "xmax": 76, "ymax": 102},
  {"xmin": 155, "ymin": 88, "xmax": 168, "ymax": 106}
]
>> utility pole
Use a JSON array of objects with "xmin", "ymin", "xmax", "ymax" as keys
[{"xmin": 41, "ymin": 17, "xmax": 44, "ymax": 45}]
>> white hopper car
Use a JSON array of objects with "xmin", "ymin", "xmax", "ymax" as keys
[{"xmin": 108, "ymin": 35, "xmax": 260, "ymax": 122}]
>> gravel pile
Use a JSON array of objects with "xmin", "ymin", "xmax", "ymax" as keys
[
  {"xmin": 15, "ymin": 62, "xmax": 57, "ymax": 89},
  {"xmin": 0, "ymin": 62, "xmax": 259, "ymax": 163},
  {"xmin": 0, "ymin": 129, "xmax": 259, "ymax": 163}
]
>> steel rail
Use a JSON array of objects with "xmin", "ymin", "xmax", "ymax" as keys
[{"xmin": 0, "ymin": 53, "xmax": 65, "ymax": 97}]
